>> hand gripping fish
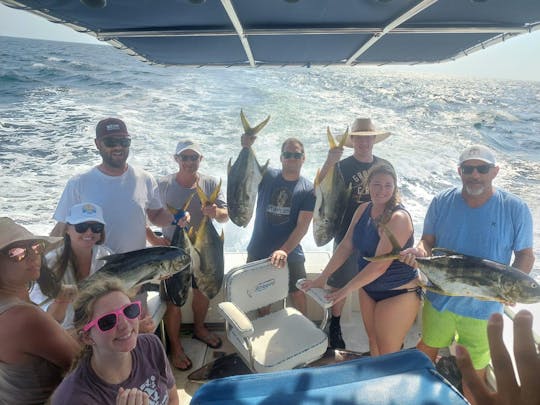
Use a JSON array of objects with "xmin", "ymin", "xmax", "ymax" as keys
[
  {"xmin": 365, "ymin": 224, "xmax": 540, "ymax": 304},
  {"xmin": 161, "ymin": 193, "xmax": 198, "ymax": 307},
  {"xmin": 227, "ymin": 110, "xmax": 270, "ymax": 227},
  {"xmin": 193, "ymin": 181, "xmax": 225, "ymax": 299},
  {"xmin": 313, "ymin": 127, "xmax": 352, "ymax": 246}
]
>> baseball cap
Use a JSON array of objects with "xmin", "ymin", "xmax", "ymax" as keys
[
  {"xmin": 96, "ymin": 118, "xmax": 130, "ymax": 138},
  {"xmin": 458, "ymin": 145, "xmax": 496, "ymax": 165},
  {"xmin": 65, "ymin": 203, "xmax": 106, "ymax": 225},
  {"xmin": 175, "ymin": 140, "xmax": 202, "ymax": 156}
]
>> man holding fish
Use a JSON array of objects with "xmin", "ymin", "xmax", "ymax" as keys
[
  {"xmin": 402, "ymin": 144, "xmax": 535, "ymax": 404},
  {"xmin": 239, "ymin": 131, "xmax": 315, "ymax": 316},
  {"xmin": 317, "ymin": 117, "xmax": 393, "ymax": 349},
  {"xmin": 146, "ymin": 139, "xmax": 228, "ymax": 371}
]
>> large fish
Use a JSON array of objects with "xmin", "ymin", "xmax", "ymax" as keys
[
  {"xmin": 313, "ymin": 127, "xmax": 351, "ymax": 246},
  {"xmin": 161, "ymin": 196, "xmax": 198, "ymax": 307},
  {"xmin": 227, "ymin": 110, "xmax": 270, "ymax": 227},
  {"xmin": 365, "ymin": 225, "xmax": 540, "ymax": 304},
  {"xmin": 81, "ymin": 246, "xmax": 191, "ymax": 292},
  {"xmin": 193, "ymin": 181, "xmax": 225, "ymax": 299}
]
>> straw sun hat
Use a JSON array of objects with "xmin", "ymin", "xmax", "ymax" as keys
[
  {"xmin": 338, "ymin": 118, "xmax": 391, "ymax": 147},
  {"xmin": 0, "ymin": 217, "xmax": 62, "ymax": 251}
]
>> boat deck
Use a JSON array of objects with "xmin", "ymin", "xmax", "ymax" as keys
[{"xmin": 169, "ymin": 251, "xmax": 423, "ymax": 403}]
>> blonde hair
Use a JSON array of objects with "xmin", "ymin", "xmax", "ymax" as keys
[
  {"xmin": 69, "ymin": 275, "xmax": 133, "ymax": 371},
  {"xmin": 364, "ymin": 163, "xmax": 401, "ymax": 226}
]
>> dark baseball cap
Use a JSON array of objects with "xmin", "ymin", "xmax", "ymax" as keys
[{"xmin": 96, "ymin": 118, "xmax": 130, "ymax": 138}]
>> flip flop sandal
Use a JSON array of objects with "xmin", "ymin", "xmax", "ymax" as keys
[
  {"xmin": 192, "ymin": 332, "xmax": 223, "ymax": 349},
  {"xmin": 172, "ymin": 353, "xmax": 192, "ymax": 371}
]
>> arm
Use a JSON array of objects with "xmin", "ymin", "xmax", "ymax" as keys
[
  {"xmin": 400, "ymin": 233, "xmax": 436, "ymax": 267},
  {"xmin": 17, "ymin": 306, "xmax": 79, "ymax": 370},
  {"xmin": 512, "ymin": 248, "xmax": 535, "ymax": 274},
  {"xmin": 146, "ymin": 207, "xmax": 174, "ymax": 228},
  {"xmin": 270, "ymin": 210, "xmax": 312, "ymax": 268},
  {"xmin": 145, "ymin": 226, "xmax": 171, "ymax": 247},
  {"xmin": 327, "ymin": 210, "xmax": 414, "ymax": 303},
  {"xmin": 167, "ymin": 386, "xmax": 179, "ymax": 405},
  {"xmin": 201, "ymin": 204, "xmax": 229, "ymax": 224}
]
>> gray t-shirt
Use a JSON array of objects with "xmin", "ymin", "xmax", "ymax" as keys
[
  {"xmin": 50, "ymin": 334, "xmax": 174, "ymax": 405},
  {"xmin": 157, "ymin": 172, "xmax": 226, "ymax": 240}
]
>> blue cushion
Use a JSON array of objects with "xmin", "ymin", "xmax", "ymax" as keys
[{"xmin": 190, "ymin": 349, "xmax": 468, "ymax": 404}]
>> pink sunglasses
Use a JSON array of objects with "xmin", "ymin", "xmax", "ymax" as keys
[{"xmin": 83, "ymin": 301, "xmax": 141, "ymax": 332}]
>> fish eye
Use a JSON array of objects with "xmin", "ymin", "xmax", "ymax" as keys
[{"xmin": 531, "ymin": 282, "xmax": 538, "ymax": 288}]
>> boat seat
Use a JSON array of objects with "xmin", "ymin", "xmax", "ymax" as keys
[
  {"xmin": 146, "ymin": 290, "xmax": 167, "ymax": 346},
  {"xmin": 190, "ymin": 349, "xmax": 469, "ymax": 404},
  {"xmin": 218, "ymin": 258, "xmax": 328, "ymax": 374}
]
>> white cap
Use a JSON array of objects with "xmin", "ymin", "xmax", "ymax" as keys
[
  {"xmin": 175, "ymin": 140, "xmax": 202, "ymax": 156},
  {"xmin": 459, "ymin": 145, "xmax": 496, "ymax": 165},
  {"xmin": 66, "ymin": 203, "xmax": 106, "ymax": 225}
]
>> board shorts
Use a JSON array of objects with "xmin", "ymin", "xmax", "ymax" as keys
[
  {"xmin": 247, "ymin": 256, "xmax": 306, "ymax": 293},
  {"xmin": 422, "ymin": 299, "xmax": 490, "ymax": 370}
]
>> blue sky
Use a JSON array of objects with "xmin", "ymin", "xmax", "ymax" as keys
[{"xmin": 1, "ymin": 3, "xmax": 539, "ymax": 81}]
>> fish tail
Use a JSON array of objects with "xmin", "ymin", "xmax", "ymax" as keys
[
  {"xmin": 337, "ymin": 127, "xmax": 349, "ymax": 148},
  {"xmin": 364, "ymin": 224, "xmax": 403, "ymax": 261},
  {"xmin": 326, "ymin": 127, "xmax": 337, "ymax": 149},
  {"xmin": 240, "ymin": 109, "xmax": 270, "ymax": 136}
]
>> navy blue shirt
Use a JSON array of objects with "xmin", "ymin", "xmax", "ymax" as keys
[{"xmin": 247, "ymin": 168, "xmax": 315, "ymax": 262}]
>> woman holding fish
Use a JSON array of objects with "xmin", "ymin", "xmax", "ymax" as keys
[
  {"xmin": 302, "ymin": 164, "xmax": 420, "ymax": 356},
  {"xmin": 0, "ymin": 217, "xmax": 79, "ymax": 405},
  {"xmin": 50, "ymin": 276, "xmax": 179, "ymax": 405},
  {"xmin": 30, "ymin": 202, "xmax": 113, "ymax": 329}
]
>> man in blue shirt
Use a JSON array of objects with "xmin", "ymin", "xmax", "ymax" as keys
[
  {"xmin": 403, "ymin": 144, "xmax": 534, "ymax": 404},
  {"xmin": 241, "ymin": 135, "xmax": 315, "ymax": 315}
]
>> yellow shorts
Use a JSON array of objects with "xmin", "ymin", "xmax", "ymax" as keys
[{"xmin": 422, "ymin": 300, "xmax": 490, "ymax": 369}]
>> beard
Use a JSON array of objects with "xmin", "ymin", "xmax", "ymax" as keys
[
  {"xmin": 464, "ymin": 183, "xmax": 485, "ymax": 196},
  {"xmin": 100, "ymin": 149, "xmax": 128, "ymax": 168}
]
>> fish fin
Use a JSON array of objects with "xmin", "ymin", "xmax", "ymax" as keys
[
  {"xmin": 432, "ymin": 247, "xmax": 462, "ymax": 256},
  {"xmin": 363, "ymin": 224, "xmax": 402, "ymax": 261},
  {"xmin": 260, "ymin": 159, "xmax": 270, "ymax": 175},
  {"xmin": 196, "ymin": 185, "xmax": 209, "ymax": 206},
  {"xmin": 314, "ymin": 168, "xmax": 321, "ymax": 187},
  {"xmin": 326, "ymin": 127, "xmax": 337, "ymax": 149},
  {"xmin": 208, "ymin": 179, "xmax": 222, "ymax": 205},
  {"xmin": 337, "ymin": 127, "xmax": 349, "ymax": 148},
  {"xmin": 227, "ymin": 157, "xmax": 232, "ymax": 174},
  {"xmin": 240, "ymin": 110, "xmax": 270, "ymax": 136},
  {"xmin": 183, "ymin": 192, "xmax": 196, "ymax": 211},
  {"xmin": 220, "ymin": 230, "xmax": 225, "ymax": 242}
]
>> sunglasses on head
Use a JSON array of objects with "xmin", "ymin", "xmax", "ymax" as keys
[
  {"xmin": 1, "ymin": 241, "xmax": 45, "ymax": 263},
  {"xmin": 101, "ymin": 137, "xmax": 131, "ymax": 148},
  {"xmin": 178, "ymin": 154, "xmax": 200, "ymax": 162},
  {"xmin": 83, "ymin": 301, "xmax": 142, "ymax": 333},
  {"xmin": 73, "ymin": 222, "xmax": 104, "ymax": 234},
  {"xmin": 281, "ymin": 151, "xmax": 304, "ymax": 160},
  {"xmin": 460, "ymin": 164, "xmax": 493, "ymax": 175}
]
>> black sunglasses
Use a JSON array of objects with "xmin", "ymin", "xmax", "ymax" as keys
[
  {"xmin": 101, "ymin": 137, "xmax": 131, "ymax": 148},
  {"xmin": 1, "ymin": 241, "xmax": 45, "ymax": 263},
  {"xmin": 178, "ymin": 154, "xmax": 200, "ymax": 162},
  {"xmin": 73, "ymin": 222, "xmax": 104, "ymax": 234},
  {"xmin": 83, "ymin": 301, "xmax": 142, "ymax": 332},
  {"xmin": 460, "ymin": 164, "xmax": 493, "ymax": 175},
  {"xmin": 281, "ymin": 151, "xmax": 304, "ymax": 160}
]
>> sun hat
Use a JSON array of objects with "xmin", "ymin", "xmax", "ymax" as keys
[
  {"xmin": 95, "ymin": 117, "xmax": 130, "ymax": 138},
  {"xmin": 175, "ymin": 140, "xmax": 202, "ymax": 156},
  {"xmin": 459, "ymin": 145, "xmax": 496, "ymax": 165},
  {"xmin": 0, "ymin": 217, "xmax": 62, "ymax": 251},
  {"xmin": 65, "ymin": 203, "xmax": 106, "ymax": 225},
  {"xmin": 339, "ymin": 118, "xmax": 391, "ymax": 147}
]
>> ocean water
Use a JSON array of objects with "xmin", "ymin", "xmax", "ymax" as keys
[{"xmin": 1, "ymin": 36, "xmax": 539, "ymax": 275}]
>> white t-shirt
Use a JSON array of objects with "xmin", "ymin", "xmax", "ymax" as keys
[{"xmin": 53, "ymin": 165, "xmax": 163, "ymax": 253}]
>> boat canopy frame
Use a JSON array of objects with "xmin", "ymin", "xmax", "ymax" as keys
[{"xmin": 2, "ymin": 0, "xmax": 540, "ymax": 67}]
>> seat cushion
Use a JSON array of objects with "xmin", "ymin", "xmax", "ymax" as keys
[{"xmin": 227, "ymin": 307, "xmax": 328, "ymax": 373}]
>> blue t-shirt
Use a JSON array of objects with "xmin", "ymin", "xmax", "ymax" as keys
[
  {"xmin": 424, "ymin": 187, "xmax": 533, "ymax": 319},
  {"xmin": 354, "ymin": 203, "xmax": 417, "ymax": 291},
  {"xmin": 247, "ymin": 168, "xmax": 315, "ymax": 262}
]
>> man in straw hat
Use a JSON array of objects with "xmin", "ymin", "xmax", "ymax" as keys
[{"xmin": 317, "ymin": 117, "xmax": 393, "ymax": 349}]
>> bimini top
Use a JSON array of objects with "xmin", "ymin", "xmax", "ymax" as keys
[{"xmin": 2, "ymin": 0, "xmax": 540, "ymax": 67}]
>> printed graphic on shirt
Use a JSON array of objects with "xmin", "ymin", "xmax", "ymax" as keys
[
  {"xmin": 265, "ymin": 186, "xmax": 292, "ymax": 225},
  {"xmin": 351, "ymin": 169, "xmax": 370, "ymax": 204},
  {"xmin": 139, "ymin": 375, "xmax": 168, "ymax": 405}
]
